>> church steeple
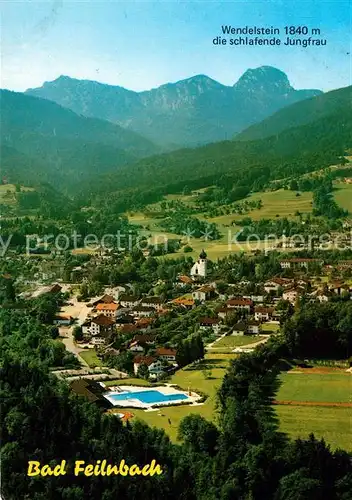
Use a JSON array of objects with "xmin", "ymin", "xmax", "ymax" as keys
[
  {"xmin": 199, "ymin": 249, "xmax": 207, "ymax": 260},
  {"xmin": 190, "ymin": 249, "xmax": 207, "ymax": 278}
]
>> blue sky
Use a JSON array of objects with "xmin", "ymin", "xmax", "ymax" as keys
[{"xmin": 1, "ymin": 0, "xmax": 351, "ymax": 92}]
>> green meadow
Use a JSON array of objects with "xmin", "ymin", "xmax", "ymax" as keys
[
  {"xmin": 117, "ymin": 353, "xmax": 352, "ymax": 450},
  {"xmin": 333, "ymin": 182, "xmax": 352, "ymax": 213},
  {"xmin": 277, "ymin": 372, "xmax": 351, "ymax": 403},
  {"xmin": 126, "ymin": 188, "xmax": 314, "ymax": 260}
]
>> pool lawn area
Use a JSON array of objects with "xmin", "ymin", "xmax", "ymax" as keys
[
  {"xmin": 130, "ymin": 352, "xmax": 237, "ymax": 441},
  {"xmin": 104, "ymin": 378, "xmax": 151, "ymax": 387},
  {"xmin": 105, "ymin": 385, "xmax": 198, "ymax": 409}
]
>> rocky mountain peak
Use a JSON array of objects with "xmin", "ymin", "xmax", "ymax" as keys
[{"xmin": 233, "ymin": 66, "xmax": 292, "ymax": 93}]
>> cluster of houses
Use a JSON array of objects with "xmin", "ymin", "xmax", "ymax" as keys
[
  {"xmin": 80, "ymin": 293, "xmax": 167, "ymax": 346},
  {"xmin": 50, "ymin": 252, "xmax": 352, "ymax": 379},
  {"xmin": 264, "ymin": 274, "xmax": 352, "ymax": 304},
  {"xmin": 73, "ymin": 293, "xmax": 178, "ymax": 379},
  {"xmin": 75, "ymin": 253, "xmax": 352, "ymax": 344}
]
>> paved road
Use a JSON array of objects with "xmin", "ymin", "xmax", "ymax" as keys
[
  {"xmin": 58, "ymin": 295, "xmax": 130, "ymax": 377},
  {"xmin": 59, "ymin": 296, "xmax": 98, "ymax": 368},
  {"xmin": 60, "ymin": 327, "xmax": 90, "ymax": 367}
]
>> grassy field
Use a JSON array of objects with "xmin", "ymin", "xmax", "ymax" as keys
[
  {"xmin": 261, "ymin": 322, "xmax": 280, "ymax": 333},
  {"xmin": 213, "ymin": 335, "xmax": 265, "ymax": 349},
  {"xmin": 333, "ymin": 182, "xmax": 352, "ymax": 213},
  {"xmin": 127, "ymin": 210, "xmax": 273, "ymax": 261},
  {"xmin": 0, "ymin": 184, "xmax": 34, "ymax": 205},
  {"xmin": 79, "ymin": 349, "xmax": 103, "ymax": 367},
  {"xmin": 204, "ymin": 189, "xmax": 313, "ymax": 225},
  {"xmin": 277, "ymin": 406, "xmax": 352, "ymax": 451},
  {"xmin": 277, "ymin": 373, "xmax": 352, "ymax": 403},
  {"xmin": 71, "ymin": 248, "xmax": 97, "ymax": 255},
  {"xmin": 275, "ymin": 371, "xmax": 352, "ymax": 451},
  {"xmin": 125, "ymin": 188, "xmax": 314, "ymax": 261},
  {"xmin": 125, "ymin": 357, "xmax": 352, "ymax": 450}
]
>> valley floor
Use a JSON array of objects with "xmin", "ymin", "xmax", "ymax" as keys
[{"xmin": 112, "ymin": 352, "xmax": 352, "ymax": 451}]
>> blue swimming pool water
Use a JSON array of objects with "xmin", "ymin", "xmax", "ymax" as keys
[{"xmin": 108, "ymin": 389, "xmax": 188, "ymax": 404}]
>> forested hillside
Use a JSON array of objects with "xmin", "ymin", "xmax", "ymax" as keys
[
  {"xmin": 236, "ymin": 85, "xmax": 352, "ymax": 141},
  {"xmin": 0, "ymin": 90, "xmax": 157, "ymax": 186},
  {"xmin": 1, "ymin": 85, "xmax": 351, "ymax": 212},
  {"xmin": 87, "ymin": 96, "xmax": 352, "ymax": 211}
]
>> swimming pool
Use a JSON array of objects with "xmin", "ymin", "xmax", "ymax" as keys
[
  {"xmin": 109, "ymin": 389, "xmax": 188, "ymax": 404},
  {"xmin": 104, "ymin": 385, "xmax": 196, "ymax": 409}
]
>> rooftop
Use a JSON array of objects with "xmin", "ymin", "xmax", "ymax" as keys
[
  {"xmin": 96, "ymin": 302, "xmax": 119, "ymax": 311},
  {"xmin": 91, "ymin": 314, "xmax": 115, "ymax": 326}
]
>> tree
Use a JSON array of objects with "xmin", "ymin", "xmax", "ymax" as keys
[
  {"xmin": 50, "ymin": 326, "xmax": 59, "ymax": 339},
  {"xmin": 178, "ymin": 414, "xmax": 219, "ymax": 456},
  {"xmin": 202, "ymin": 367, "xmax": 212, "ymax": 380},
  {"xmin": 73, "ymin": 326, "xmax": 83, "ymax": 342},
  {"xmin": 276, "ymin": 469, "xmax": 323, "ymax": 499},
  {"xmin": 183, "ymin": 245, "xmax": 193, "ymax": 253},
  {"xmin": 216, "ymin": 281, "xmax": 228, "ymax": 294},
  {"xmin": 137, "ymin": 363, "xmax": 149, "ymax": 380}
]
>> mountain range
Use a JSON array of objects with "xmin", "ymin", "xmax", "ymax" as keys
[
  {"xmin": 25, "ymin": 66, "xmax": 322, "ymax": 148},
  {"xmin": 2, "ymin": 70, "xmax": 351, "ymax": 195},
  {"xmin": 88, "ymin": 84, "xmax": 352, "ymax": 202}
]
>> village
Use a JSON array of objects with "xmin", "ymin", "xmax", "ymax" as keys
[{"xmin": 26, "ymin": 250, "xmax": 352, "ymax": 395}]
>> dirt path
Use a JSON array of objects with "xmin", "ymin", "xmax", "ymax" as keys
[
  {"xmin": 231, "ymin": 335, "xmax": 270, "ymax": 353},
  {"xmin": 206, "ymin": 331, "xmax": 231, "ymax": 349},
  {"xmin": 274, "ymin": 400, "xmax": 352, "ymax": 408},
  {"xmin": 288, "ymin": 367, "xmax": 350, "ymax": 375}
]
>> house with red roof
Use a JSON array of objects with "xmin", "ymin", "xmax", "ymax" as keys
[
  {"xmin": 226, "ymin": 298, "xmax": 253, "ymax": 313},
  {"xmin": 95, "ymin": 302, "xmax": 119, "ymax": 318},
  {"xmin": 198, "ymin": 317, "xmax": 221, "ymax": 334},
  {"xmin": 155, "ymin": 347, "xmax": 177, "ymax": 362},
  {"xmin": 133, "ymin": 355, "xmax": 164, "ymax": 378},
  {"xmin": 82, "ymin": 314, "xmax": 115, "ymax": 345}
]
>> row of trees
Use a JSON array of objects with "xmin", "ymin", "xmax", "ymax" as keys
[
  {"xmin": 282, "ymin": 301, "xmax": 352, "ymax": 359},
  {"xmin": 176, "ymin": 333, "xmax": 205, "ymax": 368}
]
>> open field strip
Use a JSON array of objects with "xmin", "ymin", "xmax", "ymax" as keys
[
  {"xmin": 211, "ymin": 335, "xmax": 266, "ymax": 349},
  {"xmin": 200, "ymin": 189, "xmax": 313, "ymax": 224},
  {"xmin": 333, "ymin": 182, "xmax": 352, "ymax": 213},
  {"xmin": 125, "ymin": 188, "xmax": 316, "ymax": 260},
  {"xmin": 277, "ymin": 406, "xmax": 352, "ymax": 451},
  {"xmin": 276, "ymin": 372, "xmax": 352, "ymax": 404},
  {"xmin": 275, "ymin": 371, "xmax": 352, "ymax": 450},
  {"xmin": 261, "ymin": 322, "xmax": 280, "ymax": 333},
  {"xmin": 0, "ymin": 184, "xmax": 34, "ymax": 206},
  {"xmin": 79, "ymin": 349, "xmax": 103, "ymax": 367}
]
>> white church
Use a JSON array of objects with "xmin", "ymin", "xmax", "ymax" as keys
[{"xmin": 190, "ymin": 249, "xmax": 207, "ymax": 278}]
